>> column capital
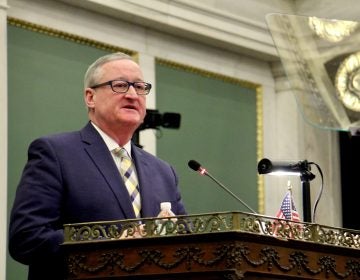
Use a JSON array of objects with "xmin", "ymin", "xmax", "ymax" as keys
[{"xmin": 0, "ymin": 0, "xmax": 8, "ymax": 10}]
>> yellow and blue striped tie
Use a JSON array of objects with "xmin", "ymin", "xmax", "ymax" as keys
[{"xmin": 114, "ymin": 148, "xmax": 141, "ymax": 218}]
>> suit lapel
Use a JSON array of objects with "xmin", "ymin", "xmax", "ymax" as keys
[{"xmin": 80, "ymin": 123, "xmax": 136, "ymax": 219}]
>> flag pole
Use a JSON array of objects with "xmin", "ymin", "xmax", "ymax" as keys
[{"xmin": 287, "ymin": 181, "xmax": 297, "ymax": 222}]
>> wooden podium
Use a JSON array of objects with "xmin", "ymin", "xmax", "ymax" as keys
[{"xmin": 63, "ymin": 212, "xmax": 360, "ymax": 279}]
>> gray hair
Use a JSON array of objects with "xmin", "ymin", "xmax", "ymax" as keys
[{"xmin": 84, "ymin": 52, "xmax": 134, "ymax": 89}]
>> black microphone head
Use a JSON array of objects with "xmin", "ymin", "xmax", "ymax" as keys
[
  {"xmin": 257, "ymin": 158, "xmax": 272, "ymax": 174},
  {"xmin": 188, "ymin": 160, "xmax": 201, "ymax": 171}
]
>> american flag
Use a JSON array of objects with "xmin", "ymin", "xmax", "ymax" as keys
[{"xmin": 276, "ymin": 190, "xmax": 300, "ymax": 222}]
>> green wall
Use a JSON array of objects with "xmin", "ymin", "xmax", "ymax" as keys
[
  {"xmin": 156, "ymin": 63, "xmax": 258, "ymax": 214},
  {"xmin": 7, "ymin": 23, "xmax": 111, "ymax": 280}
]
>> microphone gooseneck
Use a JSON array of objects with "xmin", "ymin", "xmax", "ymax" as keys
[{"xmin": 188, "ymin": 160, "xmax": 256, "ymax": 214}]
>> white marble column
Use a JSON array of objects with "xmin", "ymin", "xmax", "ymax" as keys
[
  {"xmin": 0, "ymin": 0, "xmax": 8, "ymax": 278},
  {"xmin": 138, "ymin": 53, "xmax": 156, "ymax": 155},
  {"xmin": 266, "ymin": 62, "xmax": 342, "ymax": 227}
]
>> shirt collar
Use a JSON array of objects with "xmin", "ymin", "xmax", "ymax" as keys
[{"xmin": 91, "ymin": 122, "xmax": 132, "ymax": 157}]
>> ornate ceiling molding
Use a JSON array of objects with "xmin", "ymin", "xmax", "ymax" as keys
[{"xmin": 57, "ymin": 0, "xmax": 278, "ymax": 60}]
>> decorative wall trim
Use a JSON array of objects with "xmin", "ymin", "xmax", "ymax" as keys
[
  {"xmin": 7, "ymin": 17, "xmax": 135, "ymax": 55},
  {"xmin": 256, "ymin": 86, "xmax": 264, "ymax": 213},
  {"xmin": 156, "ymin": 58, "xmax": 260, "ymax": 89},
  {"xmin": 156, "ymin": 58, "xmax": 264, "ymax": 213}
]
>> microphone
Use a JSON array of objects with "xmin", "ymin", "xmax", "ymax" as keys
[{"xmin": 188, "ymin": 160, "xmax": 256, "ymax": 214}]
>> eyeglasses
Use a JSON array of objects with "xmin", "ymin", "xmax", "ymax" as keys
[{"xmin": 90, "ymin": 80, "xmax": 152, "ymax": 95}]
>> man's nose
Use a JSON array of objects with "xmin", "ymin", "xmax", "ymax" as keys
[{"xmin": 125, "ymin": 85, "xmax": 138, "ymax": 96}]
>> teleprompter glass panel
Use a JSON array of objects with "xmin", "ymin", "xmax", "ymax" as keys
[{"xmin": 266, "ymin": 13, "xmax": 360, "ymax": 133}]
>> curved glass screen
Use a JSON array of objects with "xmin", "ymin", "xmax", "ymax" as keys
[{"xmin": 266, "ymin": 13, "xmax": 360, "ymax": 133}]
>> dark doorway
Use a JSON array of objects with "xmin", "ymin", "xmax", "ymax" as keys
[{"xmin": 339, "ymin": 131, "xmax": 360, "ymax": 230}]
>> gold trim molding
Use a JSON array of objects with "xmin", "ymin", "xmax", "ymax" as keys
[
  {"xmin": 156, "ymin": 58, "xmax": 260, "ymax": 89},
  {"xmin": 156, "ymin": 58, "xmax": 264, "ymax": 213},
  {"xmin": 7, "ymin": 17, "xmax": 135, "ymax": 55},
  {"xmin": 256, "ymin": 86, "xmax": 264, "ymax": 214}
]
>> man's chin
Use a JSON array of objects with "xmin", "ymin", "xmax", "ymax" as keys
[{"xmin": 119, "ymin": 117, "xmax": 143, "ymax": 128}]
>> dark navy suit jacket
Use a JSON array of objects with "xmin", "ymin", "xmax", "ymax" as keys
[{"xmin": 9, "ymin": 122, "xmax": 186, "ymax": 279}]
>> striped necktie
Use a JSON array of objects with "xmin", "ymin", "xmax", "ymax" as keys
[{"xmin": 113, "ymin": 147, "xmax": 141, "ymax": 218}]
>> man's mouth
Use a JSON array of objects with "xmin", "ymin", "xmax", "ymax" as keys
[{"xmin": 122, "ymin": 105, "xmax": 137, "ymax": 111}]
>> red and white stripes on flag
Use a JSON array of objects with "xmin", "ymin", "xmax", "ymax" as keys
[
  {"xmin": 272, "ymin": 189, "xmax": 301, "ymax": 238},
  {"xmin": 275, "ymin": 190, "xmax": 300, "ymax": 222}
]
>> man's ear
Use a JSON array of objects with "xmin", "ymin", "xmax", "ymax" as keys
[{"xmin": 85, "ymin": 88, "xmax": 96, "ymax": 109}]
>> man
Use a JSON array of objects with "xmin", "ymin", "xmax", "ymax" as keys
[{"xmin": 8, "ymin": 52, "xmax": 187, "ymax": 279}]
